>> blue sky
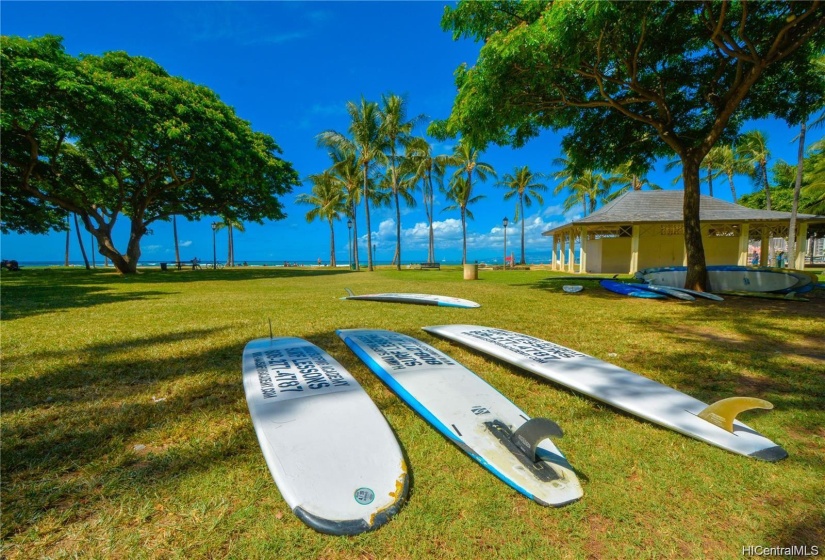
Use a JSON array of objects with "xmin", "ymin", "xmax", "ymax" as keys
[{"xmin": 0, "ymin": 1, "xmax": 805, "ymax": 265}]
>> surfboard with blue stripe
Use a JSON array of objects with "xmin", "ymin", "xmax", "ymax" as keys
[
  {"xmin": 336, "ymin": 329, "xmax": 583, "ymax": 507},
  {"xmin": 342, "ymin": 289, "xmax": 480, "ymax": 308}
]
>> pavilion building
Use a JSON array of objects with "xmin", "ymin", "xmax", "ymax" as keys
[{"xmin": 542, "ymin": 191, "xmax": 825, "ymax": 274}]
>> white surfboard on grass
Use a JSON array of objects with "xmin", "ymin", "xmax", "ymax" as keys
[
  {"xmin": 423, "ymin": 325, "xmax": 787, "ymax": 462},
  {"xmin": 337, "ymin": 328, "xmax": 583, "ymax": 507},
  {"xmin": 242, "ymin": 337, "xmax": 408, "ymax": 535}
]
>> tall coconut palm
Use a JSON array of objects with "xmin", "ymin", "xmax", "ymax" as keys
[
  {"xmin": 553, "ymin": 155, "xmax": 615, "ymax": 216},
  {"xmin": 606, "ymin": 162, "xmax": 661, "ymax": 201},
  {"xmin": 496, "ymin": 166, "xmax": 548, "ymax": 265},
  {"xmin": 709, "ymin": 145, "xmax": 749, "ymax": 202},
  {"xmin": 441, "ymin": 175, "xmax": 486, "ymax": 265},
  {"xmin": 737, "ymin": 130, "xmax": 773, "ymax": 210},
  {"xmin": 215, "ymin": 218, "xmax": 245, "ymax": 267},
  {"xmin": 326, "ymin": 145, "xmax": 363, "ymax": 269},
  {"xmin": 665, "ymin": 149, "xmax": 721, "ymax": 198},
  {"xmin": 379, "ymin": 168, "xmax": 417, "ymax": 266},
  {"xmin": 379, "ymin": 93, "xmax": 424, "ymax": 269},
  {"xmin": 406, "ymin": 137, "xmax": 448, "ymax": 263},
  {"xmin": 444, "ymin": 139, "xmax": 496, "ymax": 204},
  {"xmin": 296, "ymin": 170, "xmax": 346, "ymax": 267},
  {"xmin": 801, "ymin": 138, "xmax": 825, "ymax": 214},
  {"xmin": 317, "ymin": 97, "xmax": 387, "ymax": 271}
]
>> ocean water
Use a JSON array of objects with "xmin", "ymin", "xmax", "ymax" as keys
[{"xmin": 11, "ymin": 257, "xmax": 556, "ymax": 268}]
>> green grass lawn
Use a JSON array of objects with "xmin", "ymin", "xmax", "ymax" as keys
[{"xmin": 2, "ymin": 266, "xmax": 823, "ymax": 559}]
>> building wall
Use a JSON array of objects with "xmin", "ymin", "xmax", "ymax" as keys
[
  {"xmin": 703, "ymin": 236, "xmax": 740, "ymax": 265},
  {"xmin": 584, "ymin": 237, "xmax": 632, "ymax": 273},
  {"xmin": 601, "ymin": 237, "xmax": 632, "ymax": 273},
  {"xmin": 586, "ymin": 223, "xmax": 744, "ymax": 272},
  {"xmin": 584, "ymin": 238, "xmax": 602, "ymax": 273},
  {"xmin": 637, "ymin": 224, "xmax": 685, "ymax": 270}
]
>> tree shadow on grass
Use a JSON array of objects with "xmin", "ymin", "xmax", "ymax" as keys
[
  {"xmin": 1, "ymin": 327, "xmax": 253, "ymax": 540},
  {"xmin": 1, "ymin": 325, "xmax": 423, "ymax": 543},
  {"xmin": 0, "ymin": 267, "xmax": 354, "ymax": 322},
  {"xmin": 1, "ymin": 275, "xmax": 167, "ymax": 322}
]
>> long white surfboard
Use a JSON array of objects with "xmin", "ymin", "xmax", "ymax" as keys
[
  {"xmin": 422, "ymin": 325, "xmax": 787, "ymax": 462},
  {"xmin": 242, "ymin": 338, "xmax": 409, "ymax": 535},
  {"xmin": 337, "ymin": 328, "xmax": 583, "ymax": 507},
  {"xmin": 637, "ymin": 266, "xmax": 798, "ymax": 293},
  {"xmin": 342, "ymin": 289, "xmax": 480, "ymax": 308}
]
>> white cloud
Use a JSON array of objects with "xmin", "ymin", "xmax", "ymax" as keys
[
  {"xmin": 180, "ymin": 240, "xmax": 193, "ymax": 248},
  {"xmin": 357, "ymin": 213, "xmax": 558, "ymax": 257}
]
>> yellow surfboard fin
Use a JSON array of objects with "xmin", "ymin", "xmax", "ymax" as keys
[{"xmin": 697, "ymin": 397, "xmax": 774, "ymax": 433}]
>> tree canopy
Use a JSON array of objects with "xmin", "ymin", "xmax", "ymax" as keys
[
  {"xmin": 433, "ymin": 1, "xmax": 824, "ymax": 289},
  {"xmin": 1, "ymin": 35, "xmax": 299, "ymax": 273}
]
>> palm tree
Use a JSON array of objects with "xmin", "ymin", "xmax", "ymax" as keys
[
  {"xmin": 317, "ymin": 97, "xmax": 386, "ymax": 271},
  {"xmin": 379, "ymin": 93, "xmax": 424, "ymax": 269},
  {"xmin": 215, "ymin": 218, "xmax": 245, "ymax": 267},
  {"xmin": 801, "ymin": 138, "xmax": 825, "ymax": 214},
  {"xmin": 553, "ymin": 155, "xmax": 615, "ymax": 215},
  {"xmin": 442, "ymin": 175, "xmax": 486, "ymax": 265},
  {"xmin": 326, "ymin": 145, "xmax": 363, "ymax": 269},
  {"xmin": 665, "ymin": 149, "xmax": 721, "ymax": 198},
  {"xmin": 709, "ymin": 145, "xmax": 749, "ymax": 202},
  {"xmin": 406, "ymin": 137, "xmax": 447, "ymax": 263},
  {"xmin": 496, "ymin": 166, "xmax": 548, "ymax": 265},
  {"xmin": 737, "ymin": 130, "xmax": 773, "ymax": 210},
  {"xmin": 296, "ymin": 170, "xmax": 346, "ymax": 267},
  {"xmin": 444, "ymin": 140, "xmax": 496, "ymax": 198},
  {"xmin": 607, "ymin": 162, "xmax": 661, "ymax": 201}
]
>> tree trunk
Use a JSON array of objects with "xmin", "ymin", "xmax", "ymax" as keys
[
  {"xmin": 227, "ymin": 224, "xmax": 234, "ymax": 267},
  {"xmin": 788, "ymin": 121, "xmax": 806, "ymax": 266},
  {"xmin": 461, "ymin": 208, "xmax": 467, "ymax": 265},
  {"xmin": 519, "ymin": 196, "xmax": 526, "ymax": 265},
  {"xmin": 682, "ymin": 155, "xmax": 708, "ymax": 291},
  {"xmin": 705, "ymin": 162, "xmax": 713, "ymax": 197},
  {"xmin": 173, "ymin": 215, "xmax": 181, "ymax": 264},
  {"xmin": 394, "ymin": 190, "xmax": 401, "ymax": 270},
  {"xmin": 64, "ymin": 214, "xmax": 70, "ymax": 266},
  {"xmin": 351, "ymin": 200, "xmax": 360, "ymax": 271},
  {"xmin": 762, "ymin": 163, "xmax": 772, "ymax": 211},
  {"xmin": 328, "ymin": 218, "xmax": 336, "ymax": 267},
  {"xmin": 727, "ymin": 171, "xmax": 737, "ymax": 202},
  {"xmin": 426, "ymin": 172, "xmax": 435, "ymax": 263},
  {"xmin": 363, "ymin": 162, "xmax": 374, "ymax": 271},
  {"xmin": 73, "ymin": 213, "xmax": 90, "ymax": 270}
]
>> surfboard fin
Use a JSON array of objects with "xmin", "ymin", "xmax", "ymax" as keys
[
  {"xmin": 511, "ymin": 418, "xmax": 564, "ymax": 463},
  {"xmin": 697, "ymin": 397, "xmax": 774, "ymax": 433},
  {"xmin": 344, "ymin": 288, "xmax": 355, "ymax": 297}
]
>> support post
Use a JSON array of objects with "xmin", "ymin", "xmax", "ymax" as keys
[
  {"xmin": 738, "ymin": 223, "xmax": 750, "ymax": 266},
  {"xmin": 794, "ymin": 223, "xmax": 808, "ymax": 269},
  {"xmin": 629, "ymin": 225, "xmax": 640, "ymax": 274}
]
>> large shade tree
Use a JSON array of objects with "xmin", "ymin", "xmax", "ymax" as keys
[
  {"xmin": 1, "ymin": 35, "xmax": 299, "ymax": 274},
  {"xmin": 433, "ymin": 1, "xmax": 825, "ymax": 290}
]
